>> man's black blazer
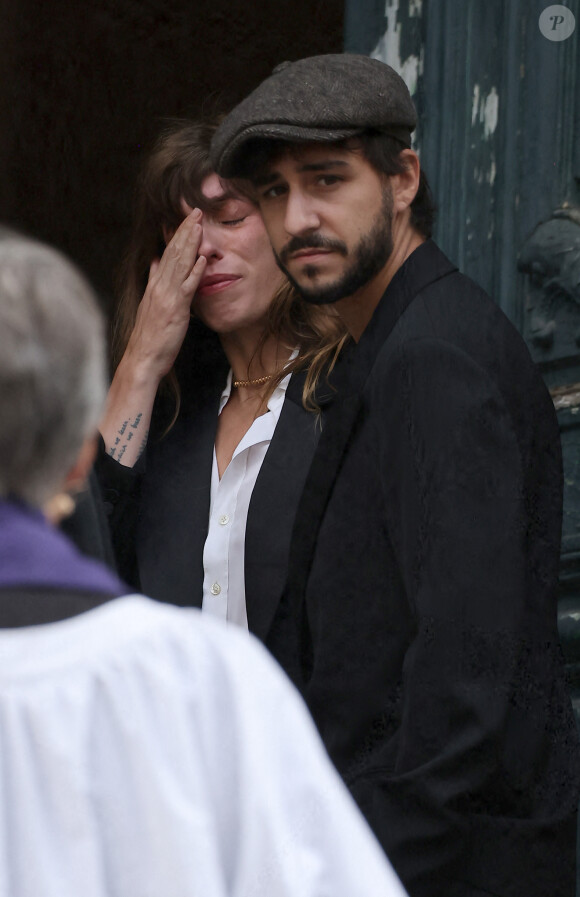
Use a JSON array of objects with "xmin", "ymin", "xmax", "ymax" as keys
[
  {"xmin": 267, "ymin": 241, "xmax": 580, "ymax": 897},
  {"xmin": 97, "ymin": 364, "xmax": 319, "ymax": 642}
]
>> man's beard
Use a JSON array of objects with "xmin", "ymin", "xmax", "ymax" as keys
[{"xmin": 274, "ymin": 187, "xmax": 393, "ymax": 305}]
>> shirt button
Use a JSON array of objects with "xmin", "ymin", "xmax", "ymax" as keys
[
  {"xmin": 210, "ymin": 582, "xmax": 221, "ymax": 595},
  {"xmin": 219, "ymin": 514, "xmax": 230, "ymax": 525}
]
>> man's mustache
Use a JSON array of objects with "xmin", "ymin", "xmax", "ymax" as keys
[{"xmin": 278, "ymin": 234, "xmax": 348, "ymax": 266}]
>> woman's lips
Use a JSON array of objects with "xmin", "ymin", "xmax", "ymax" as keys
[{"xmin": 197, "ymin": 274, "xmax": 241, "ymax": 296}]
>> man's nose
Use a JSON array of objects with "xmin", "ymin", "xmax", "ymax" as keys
[{"xmin": 283, "ymin": 190, "xmax": 320, "ymax": 236}]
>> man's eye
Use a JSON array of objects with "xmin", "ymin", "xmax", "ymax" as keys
[
  {"xmin": 317, "ymin": 175, "xmax": 341, "ymax": 186},
  {"xmin": 222, "ymin": 217, "xmax": 247, "ymax": 226},
  {"xmin": 262, "ymin": 185, "xmax": 286, "ymax": 200}
]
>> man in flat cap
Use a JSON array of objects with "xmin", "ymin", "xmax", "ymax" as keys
[{"xmin": 212, "ymin": 54, "xmax": 580, "ymax": 897}]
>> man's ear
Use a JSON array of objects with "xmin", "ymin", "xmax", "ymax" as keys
[
  {"xmin": 390, "ymin": 150, "xmax": 421, "ymax": 213},
  {"xmin": 63, "ymin": 434, "xmax": 98, "ymax": 495}
]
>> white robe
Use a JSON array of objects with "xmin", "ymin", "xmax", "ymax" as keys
[{"xmin": 0, "ymin": 595, "xmax": 407, "ymax": 897}]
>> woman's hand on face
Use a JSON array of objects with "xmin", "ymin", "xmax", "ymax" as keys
[
  {"xmin": 101, "ymin": 209, "xmax": 206, "ymax": 466},
  {"xmin": 126, "ymin": 209, "xmax": 207, "ymax": 381}
]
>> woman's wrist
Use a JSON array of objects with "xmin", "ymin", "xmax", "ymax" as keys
[{"xmin": 115, "ymin": 346, "xmax": 165, "ymax": 394}]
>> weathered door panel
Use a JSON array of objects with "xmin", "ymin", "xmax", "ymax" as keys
[
  {"xmin": 346, "ymin": 0, "xmax": 579, "ymax": 321},
  {"xmin": 345, "ymin": 0, "xmax": 580, "ymax": 885}
]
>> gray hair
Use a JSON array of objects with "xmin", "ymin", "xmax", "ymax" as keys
[{"xmin": 0, "ymin": 237, "xmax": 107, "ymax": 506}]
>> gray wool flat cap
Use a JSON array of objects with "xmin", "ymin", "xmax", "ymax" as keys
[{"xmin": 211, "ymin": 53, "xmax": 417, "ymax": 179}]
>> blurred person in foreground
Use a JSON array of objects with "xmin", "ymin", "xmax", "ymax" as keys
[
  {"xmin": 0, "ymin": 234, "xmax": 406, "ymax": 897},
  {"xmin": 0, "ymin": 224, "xmax": 114, "ymax": 565},
  {"xmin": 97, "ymin": 118, "xmax": 346, "ymax": 638}
]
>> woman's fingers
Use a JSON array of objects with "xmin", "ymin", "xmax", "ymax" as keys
[
  {"xmin": 181, "ymin": 198, "xmax": 195, "ymax": 218},
  {"xmin": 126, "ymin": 211, "xmax": 206, "ymax": 377},
  {"xmin": 158, "ymin": 210, "xmax": 205, "ymax": 299},
  {"xmin": 182, "ymin": 254, "xmax": 207, "ymax": 295},
  {"xmin": 156, "ymin": 210, "xmax": 203, "ymax": 284}
]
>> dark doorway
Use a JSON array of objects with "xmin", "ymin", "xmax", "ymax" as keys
[{"xmin": 0, "ymin": 0, "xmax": 343, "ymax": 306}]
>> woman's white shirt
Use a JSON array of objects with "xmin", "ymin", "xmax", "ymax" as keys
[{"xmin": 202, "ymin": 369, "xmax": 291, "ymax": 628}]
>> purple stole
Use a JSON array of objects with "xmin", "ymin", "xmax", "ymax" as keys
[{"xmin": 0, "ymin": 499, "xmax": 124, "ymax": 595}]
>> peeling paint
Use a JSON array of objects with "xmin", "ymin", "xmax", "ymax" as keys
[
  {"xmin": 471, "ymin": 85, "xmax": 499, "ymax": 139},
  {"xmin": 482, "ymin": 87, "xmax": 499, "ymax": 138},
  {"xmin": 472, "ymin": 159, "xmax": 496, "ymax": 186},
  {"xmin": 371, "ymin": 1, "xmax": 423, "ymax": 96},
  {"xmin": 471, "ymin": 84, "xmax": 480, "ymax": 126}
]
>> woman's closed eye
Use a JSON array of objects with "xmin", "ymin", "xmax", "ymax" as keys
[{"xmin": 221, "ymin": 216, "xmax": 247, "ymax": 226}]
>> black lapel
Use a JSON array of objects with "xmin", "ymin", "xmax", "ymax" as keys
[
  {"xmin": 284, "ymin": 387, "xmax": 362, "ymax": 614},
  {"xmin": 136, "ymin": 384, "xmax": 222, "ymax": 608},
  {"xmin": 349, "ymin": 240, "xmax": 458, "ymax": 389},
  {"xmin": 284, "ymin": 241, "xmax": 458, "ymax": 616},
  {"xmin": 245, "ymin": 372, "xmax": 319, "ymax": 641}
]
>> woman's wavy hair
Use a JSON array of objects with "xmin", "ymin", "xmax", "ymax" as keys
[{"xmin": 112, "ymin": 117, "xmax": 348, "ymax": 430}]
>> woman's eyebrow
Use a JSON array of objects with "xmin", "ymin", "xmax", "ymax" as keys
[{"xmin": 209, "ymin": 192, "xmax": 252, "ymax": 212}]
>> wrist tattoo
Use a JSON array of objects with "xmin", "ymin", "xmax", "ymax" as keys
[
  {"xmin": 109, "ymin": 412, "xmax": 147, "ymax": 461},
  {"xmin": 137, "ymin": 430, "xmax": 149, "ymax": 460}
]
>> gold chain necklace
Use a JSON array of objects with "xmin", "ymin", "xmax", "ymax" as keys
[{"xmin": 232, "ymin": 374, "xmax": 274, "ymax": 388}]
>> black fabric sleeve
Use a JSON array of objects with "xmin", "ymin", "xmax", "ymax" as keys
[
  {"xmin": 363, "ymin": 338, "xmax": 576, "ymax": 897},
  {"xmin": 93, "ymin": 434, "xmax": 146, "ymax": 589},
  {"xmin": 60, "ymin": 467, "xmax": 117, "ymax": 569}
]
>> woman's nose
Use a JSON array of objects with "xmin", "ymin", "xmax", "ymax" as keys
[{"xmin": 198, "ymin": 219, "xmax": 223, "ymax": 260}]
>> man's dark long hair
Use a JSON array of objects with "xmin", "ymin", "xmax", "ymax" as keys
[{"xmin": 351, "ymin": 131, "xmax": 436, "ymax": 239}]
